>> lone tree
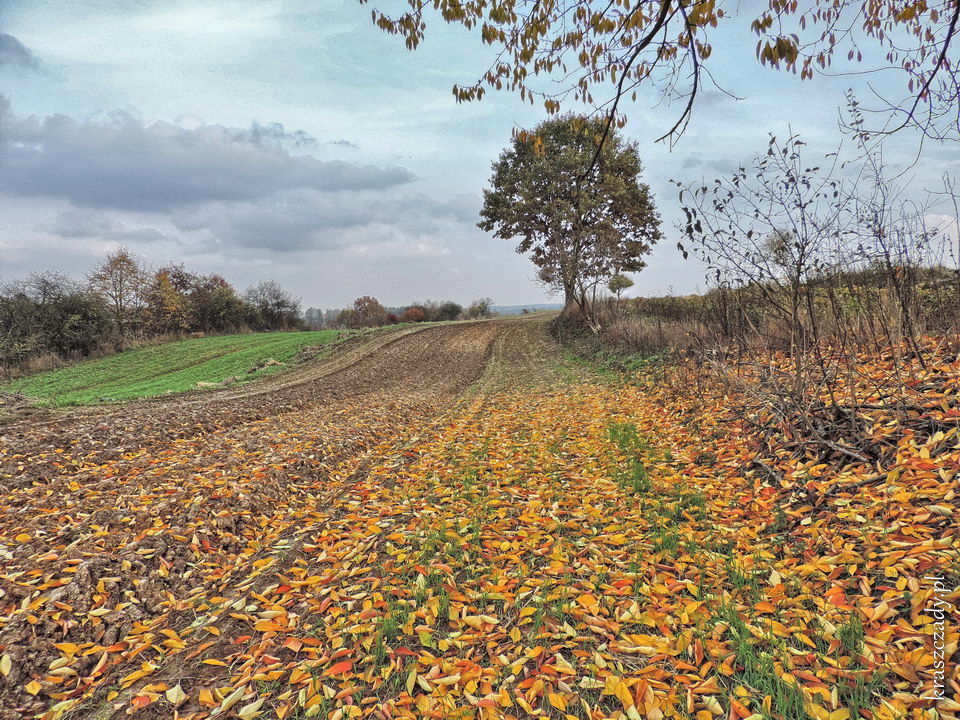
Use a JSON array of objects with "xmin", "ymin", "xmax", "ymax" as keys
[{"xmin": 479, "ymin": 115, "xmax": 661, "ymax": 327}]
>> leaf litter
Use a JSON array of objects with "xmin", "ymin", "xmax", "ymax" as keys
[{"xmin": 0, "ymin": 322, "xmax": 957, "ymax": 720}]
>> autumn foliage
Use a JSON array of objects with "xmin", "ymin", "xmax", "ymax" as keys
[
  {"xmin": 400, "ymin": 307, "xmax": 426, "ymax": 323},
  {"xmin": 1, "ymin": 250, "xmax": 302, "ymax": 370}
]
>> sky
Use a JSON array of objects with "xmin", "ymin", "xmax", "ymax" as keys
[{"xmin": 1, "ymin": 0, "xmax": 958, "ymax": 309}]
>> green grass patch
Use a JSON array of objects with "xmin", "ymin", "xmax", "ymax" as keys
[
  {"xmin": 607, "ymin": 421, "xmax": 653, "ymax": 494},
  {"xmin": 562, "ymin": 344, "xmax": 670, "ymax": 381},
  {"xmin": 2, "ymin": 331, "xmax": 352, "ymax": 405}
]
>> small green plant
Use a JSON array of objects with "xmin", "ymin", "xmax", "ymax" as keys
[
  {"xmin": 838, "ymin": 612, "xmax": 865, "ymax": 656},
  {"xmin": 837, "ymin": 668, "xmax": 886, "ymax": 717},
  {"xmin": 529, "ymin": 598, "xmax": 547, "ymax": 635},
  {"xmin": 721, "ymin": 603, "xmax": 807, "ymax": 720},
  {"xmin": 769, "ymin": 503, "xmax": 789, "ymax": 535},
  {"xmin": 726, "ymin": 558, "xmax": 759, "ymax": 599},
  {"xmin": 608, "ymin": 422, "xmax": 642, "ymax": 449},
  {"xmin": 608, "ymin": 422, "xmax": 653, "ymax": 494},
  {"xmin": 381, "ymin": 599, "xmax": 408, "ymax": 645},
  {"xmin": 370, "ymin": 634, "xmax": 388, "ymax": 670},
  {"xmin": 652, "ymin": 525, "xmax": 680, "ymax": 555}
]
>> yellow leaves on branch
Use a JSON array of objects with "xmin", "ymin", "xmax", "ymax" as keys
[{"xmin": 365, "ymin": 0, "xmax": 960, "ymax": 140}]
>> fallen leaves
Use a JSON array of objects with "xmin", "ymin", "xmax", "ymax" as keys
[{"xmin": 0, "ymin": 328, "xmax": 958, "ymax": 720}]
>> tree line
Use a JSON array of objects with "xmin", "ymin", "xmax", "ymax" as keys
[
  {"xmin": 0, "ymin": 248, "xmax": 301, "ymax": 368},
  {"xmin": 1, "ymin": 246, "xmax": 498, "ymax": 370},
  {"xmin": 304, "ymin": 297, "xmax": 494, "ymax": 329}
]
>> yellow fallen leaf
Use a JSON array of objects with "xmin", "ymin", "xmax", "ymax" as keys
[
  {"xmin": 215, "ymin": 686, "xmax": 245, "ymax": 714},
  {"xmin": 238, "ymin": 697, "xmax": 266, "ymax": 718},
  {"xmin": 702, "ymin": 696, "xmax": 723, "ymax": 715},
  {"xmin": 119, "ymin": 662, "xmax": 157, "ymax": 689},
  {"xmin": 547, "ymin": 693, "xmax": 567, "ymax": 711},
  {"xmin": 165, "ymin": 684, "xmax": 187, "ymax": 706}
]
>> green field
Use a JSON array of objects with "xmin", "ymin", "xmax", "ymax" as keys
[{"xmin": 1, "ymin": 331, "xmax": 351, "ymax": 405}]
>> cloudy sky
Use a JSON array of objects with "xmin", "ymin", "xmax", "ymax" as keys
[{"xmin": 1, "ymin": 0, "xmax": 957, "ymax": 308}]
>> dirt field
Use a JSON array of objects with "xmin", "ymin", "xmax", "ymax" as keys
[{"xmin": 0, "ymin": 318, "xmax": 577, "ymax": 719}]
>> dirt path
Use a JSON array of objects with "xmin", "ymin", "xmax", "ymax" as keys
[{"xmin": 0, "ymin": 317, "xmax": 578, "ymax": 719}]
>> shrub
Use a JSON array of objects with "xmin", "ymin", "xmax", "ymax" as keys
[
  {"xmin": 400, "ymin": 307, "xmax": 427, "ymax": 323},
  {"xmin": 465, "ymin": 298, "xmax": 494, "ymax": 319},
  {"xmin": 437, "ymin": 301, "xmax": 463, "ymax": 321},
  {"xmin": 346, "ymin": 296, "xmax": 388, "ymax": 328}
]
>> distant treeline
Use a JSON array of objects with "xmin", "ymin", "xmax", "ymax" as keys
[
  {"xmin": 305, "ymin": 296, "xmax": 495, "ymax": 329},
  {"xmin": 1, "ymin": 247, "xmax": 498, "ymax": 372},
  {"xmin": 1, "ymin": 247, "xmax": 301, "ymax": 369}
]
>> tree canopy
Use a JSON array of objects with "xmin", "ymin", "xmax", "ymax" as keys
[
  {"xmin": 87, "ymin": 247, "xmax": 148, "ymax": 336},
  {"xmin": 242, "ymin": 280, "xmax": 302, "ymax": 331},
  {"xmin": 362, "ymin": 0, "xmax": 960, "ymax": 142},
  {"xmin": 608, "ymin": 273, "xmax": 635, "ymax": 298},
  {"xmin": 479, "ymin": 114, "xmax": 661, "ymax": 323}
]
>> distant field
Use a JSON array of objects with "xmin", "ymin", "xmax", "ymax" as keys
[{"xmin": 1, "ymin": 331, "xmax": 351, "ymax": 405}]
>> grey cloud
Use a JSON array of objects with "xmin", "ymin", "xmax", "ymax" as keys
[
  {"xmin": 696, "ymin": 90, "xmax": 741, "ymax": 109},
  {"xmin": 327, "ymin": 139, "xmax": 358, "ymax": 149},
  {"xmin": 247, "ymin": 121, "xmax": 319, "ymax": 148},
  {"xmin": 679, "ymin": 151, "xmax": 739, "ymax": 175},
  {"xmin": 0, "ymin": 110, "xmax": 414, "ymax": 211},
  {"xmin": 42, "ymin": 208, "xmax": 177, "ymax": 244},
  {"xmin": 0, "ymin": 34, "xmax": 41, "ymax": 70},
  {"xmin": 172, "ymin": 189, "xmax": 481, "ymax": 254}
]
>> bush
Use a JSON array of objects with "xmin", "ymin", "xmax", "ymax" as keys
[
  {"xmin": 0, "ymin": 273, "xmax": 111, "ymax": 367},
  {"xmin": 465, "ymin": 298, "xmax": 494, "ymax": 319},
  {"xmin": 341, "ymin": 296, "xmax": 388, "ymax": 328},
  {"xmin": 400, "ymin": 307, "xmax": 427, "ymax": 323},
  {"xmin": 1, "ymin": 261, "xmax": 302, "ymax": 370},
  {"xmin": 437, "ymin": 301, "xmax": 463, "ymax": 321}
]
